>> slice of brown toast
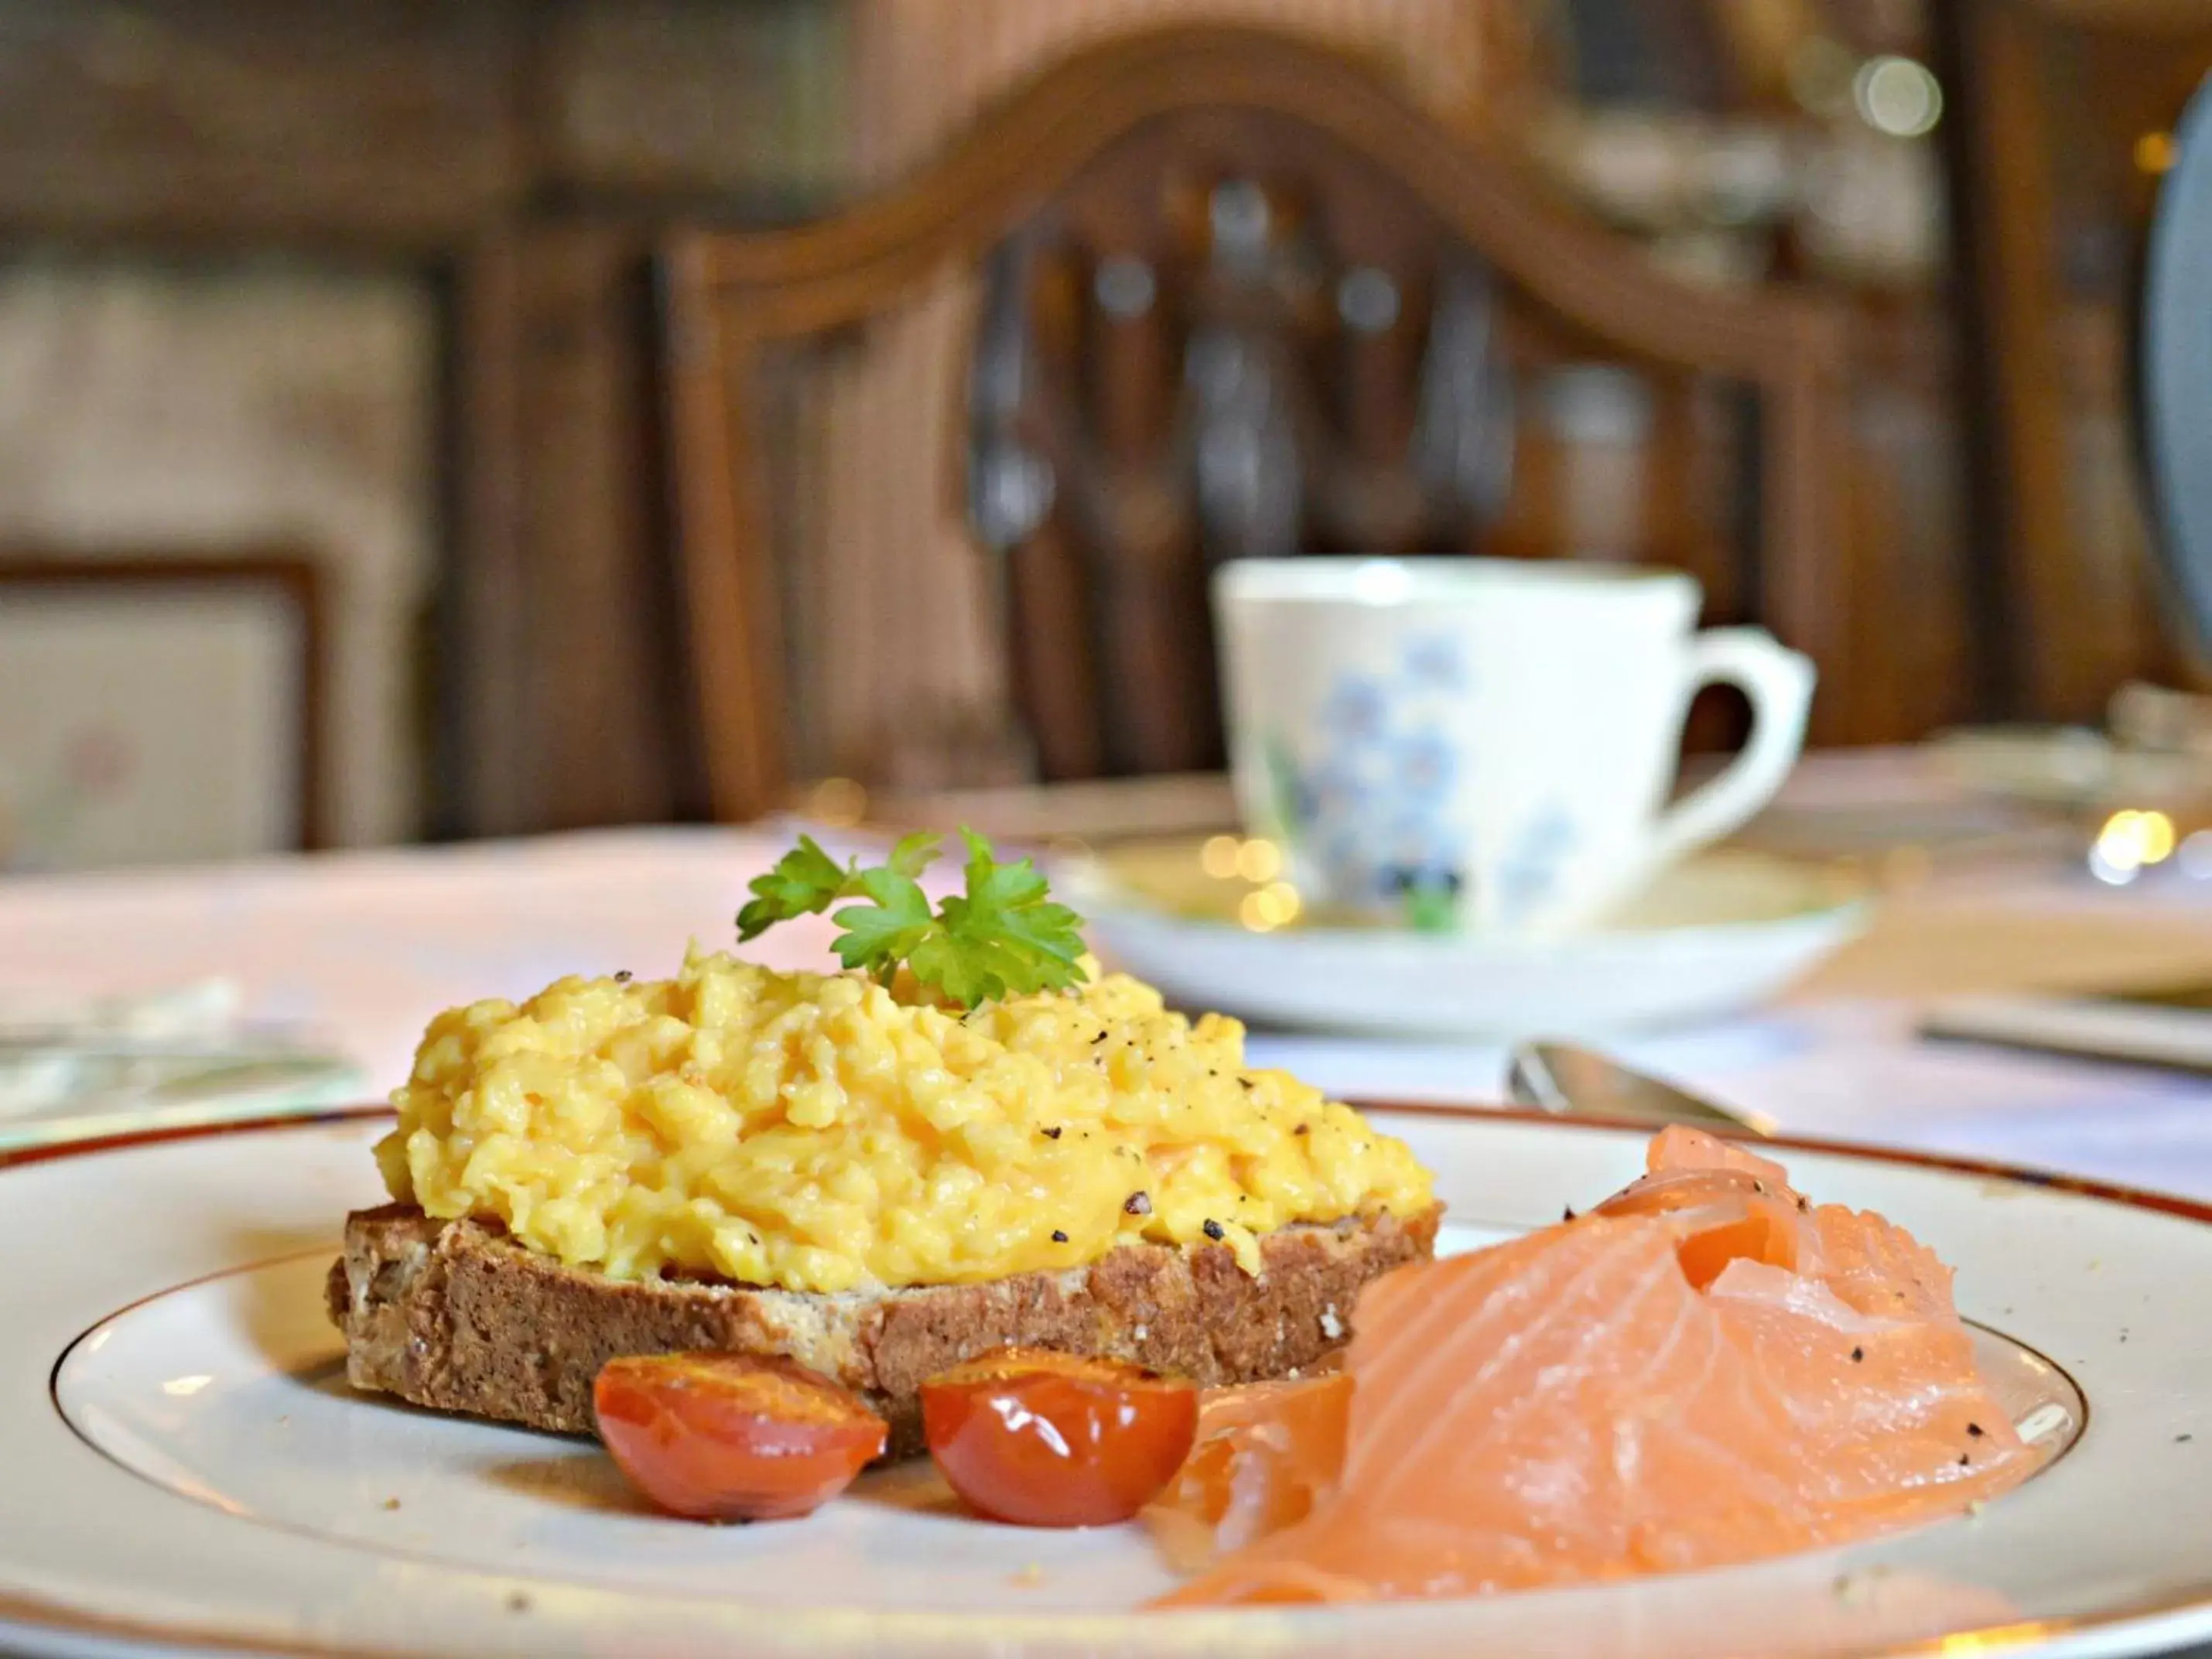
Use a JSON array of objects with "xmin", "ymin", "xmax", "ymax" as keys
[{"xmin": 328, "ymin": 1201, "xmax": 1440, "ymax": 1458}]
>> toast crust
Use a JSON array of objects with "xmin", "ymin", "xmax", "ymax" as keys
[{"xmin": 328, "ymin": 1201, "xmax": 1441, "ymax": 1457}]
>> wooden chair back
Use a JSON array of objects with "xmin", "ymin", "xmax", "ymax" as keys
[{"xmin": 665, "ymin": 25, "xmax": 1853, "ymax": 823}]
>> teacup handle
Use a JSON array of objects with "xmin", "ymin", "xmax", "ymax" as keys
[{"xmin": 1645, "ymin": 628, "xmax": 1816, "ymax": 868}]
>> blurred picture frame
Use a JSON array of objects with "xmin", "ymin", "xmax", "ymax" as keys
[{"xmin": 0, "ymin": 555, "xmax": 325, "ymax": 872}]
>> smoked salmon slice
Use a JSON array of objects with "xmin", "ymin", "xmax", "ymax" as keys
[
  {"xmin": 1156, "ymin": 1129, "xmax": 2045, "ymax": 1606},
  {"xmin": 1144, "ymin": 1373, "xmax": 1355, "ymax": 1572}
]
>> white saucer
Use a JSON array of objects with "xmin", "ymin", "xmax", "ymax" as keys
[
  {"xmin": 8, "ymin": 1112, "xmax": 2211, "ymax": 1657},
  {"xmin": 1061, "ymin": 847, "xmax": 1869, "ymax": 1038}
]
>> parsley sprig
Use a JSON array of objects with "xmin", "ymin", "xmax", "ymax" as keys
[{"xmin": 737, "ymin": 829, "xmax": 1087, "ymax": 1008}]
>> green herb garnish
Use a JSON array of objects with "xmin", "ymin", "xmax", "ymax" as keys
[{"xmin": 737, "ymin": 829, "xmax": 1087, "ymax": 1008}]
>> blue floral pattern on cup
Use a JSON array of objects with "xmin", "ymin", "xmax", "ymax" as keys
[
  {"xmin": 1493, "ymin": 803, "xmax": 1581, "ymax": 930},
  {"xmin": 1263, "ymin": 634, "xmax": 1477, "ymax": 930},
  {"xmin": 1392, "ymin": 730, "xmax": 1455, "ymax": 802},
  {"xmin": 1403, "ymin": 634, "xmax": 1466, "ymax": 692},
  {"xmin": 1321, "ymin": 676, "xmax": 1390, "ymax": 742}
]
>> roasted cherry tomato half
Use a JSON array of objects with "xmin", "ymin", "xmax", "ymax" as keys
[
  {"xmin": 1145, "ymin": 1372, "xmax": 1354, "ymax": 1570},
  {"xmin": 593, "ymin": 1351, "xmax": 887, "ymax": 1521},
  {"xmin": 921, "ymin": 1347, "xmax": 1198, "ymax": 1527}
]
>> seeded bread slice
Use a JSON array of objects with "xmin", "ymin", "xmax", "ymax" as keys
[{"xmin": 327, "ymin": 1201, "xmax": 1439, "ymax": 1458}]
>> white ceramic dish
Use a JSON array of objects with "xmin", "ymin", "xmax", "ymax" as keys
[
  {"xmin": 1932, "ymin": 724, "xmax": 2212, "ymax": 813},
  {"xmin": 6, "ymin": 1110, "xmax": 2212, "ymax": 1658},
  {"xmin": 0, "ymin": 1052, "xmax": 364, "ymax": 1154},
  {"xmin": 1063, "ymin": 847, "xmax": 1869, "ymax": 1037},
  {"xmin": 0, "ymin": 977, "xmax": 361, "ymax": 1153}
]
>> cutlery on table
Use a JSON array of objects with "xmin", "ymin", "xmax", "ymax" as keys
[{"xmin": 1503, "ymin": 1041, "xmax": 1776, "ymax": 1137}]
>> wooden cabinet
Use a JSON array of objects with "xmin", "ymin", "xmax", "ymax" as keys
[
  {"xmin": 0, "ymin": 5, "xmax": 520, "ymax": 245},
  {"xmin": 1940, "ymin": 0, "xmax": 2212, "ymax": 722}
]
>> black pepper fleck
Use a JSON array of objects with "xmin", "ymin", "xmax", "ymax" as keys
[
  {"xmin": 1092, "ymin": 1032, "xmax": 1109, "ymax": 1045},
  {"xmin": 1239, "ymin": 1078, "xmax": 1254, "ymax": 1089},
  {"xmin": 1041, "ymin": 1126, "xmax": 1062, "ymax": 1140},
  {"xmin": 1851, "ymin": 1346, "xmax": 1865, "ymax": 1363},
  {"xmin": 1563, "ymin": 1205, "xmax": 1578, "ymax": 1222},
  {"xmin": 1752, "ymin": 1179, "xmax": 1765, "ymax": 1194},
  {"xmin": 1294, "ymin": 1124, "xmax": 1310, "ymax": 1136},
  {"xmin": 2179, "ymin": 1434, "xmax": 2195, "ymax": 1444},
  {"xmin": 1967, "ymin": 1422, "xmax": 1985, "ymax": 1438},
  {"xmin": 1124, "ymin": 1192, "xmax": 1152, "ymax": 1216},
  {"xmin": 1797, "ymin": 1196, "xmax": 1810, "ymax": 1213},
  {"xmin": 1051, "ymin": 1230, "xmax": 1068, "ymax": 1243},
  {"xmin": 1957, "ymin": 1453, "xmax": 1971, "ymax": 1466},
  {"xmin": 1203, "ymin": 1219, "xmax": 1225, "ymax": 1241},
  {"xmin": 614, "ymin": 970, "xmax": 632, "ymax": 983}
]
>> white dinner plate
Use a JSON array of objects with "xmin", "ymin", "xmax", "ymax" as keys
[
  {"xmin": 5, "ymin": 1110, "xmax": 2210, "ymax": 1659},
  {"xmin": 1062, "ymin": 846, "xmax": 1869, "ymax": 1037}
]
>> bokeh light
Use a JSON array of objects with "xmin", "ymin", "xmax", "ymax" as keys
[{"xmin": 2088, "ymin": 809, "xmax": 2176, "ymax": 885}]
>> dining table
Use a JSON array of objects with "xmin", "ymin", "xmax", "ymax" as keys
[
  {"xmin": 8, "ymin": 746, "xmax": 2212, "ymax": 1658},
  {"xmin": 9, "ymin": 748, "xmax": 2212, "ymax": 1202}
]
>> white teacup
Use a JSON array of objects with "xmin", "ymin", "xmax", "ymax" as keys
[{"xmin": 1212, "ymin": 558, "xmax": 1815, "ymax": 936}]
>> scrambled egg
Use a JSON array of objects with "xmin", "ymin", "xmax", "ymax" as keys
[{"xmin": 378, "ymin": 950, "xmax": 1433, "ymax": 1295}]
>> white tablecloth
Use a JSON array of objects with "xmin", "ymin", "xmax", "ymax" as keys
[{"xmin": 8, "ymin": 816, "xmax": 2212, "ymax": 1200}]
